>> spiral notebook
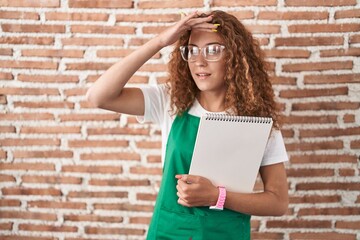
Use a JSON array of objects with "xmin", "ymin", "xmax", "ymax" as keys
[{"xmin": 189, "ymin": 114, "xmax": 273, "ymax": 193}]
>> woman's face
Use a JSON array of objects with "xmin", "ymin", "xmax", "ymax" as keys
[{"xmin": 187, "ymin": 30, "xmax": 227, "ymax": 95}]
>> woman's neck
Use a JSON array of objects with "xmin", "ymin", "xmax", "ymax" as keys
[{"xmin": 197, "ymin": 91, "xmax": 226, "ymax": 112}]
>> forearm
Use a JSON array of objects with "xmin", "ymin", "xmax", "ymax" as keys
[
  {"xmin": 86, "ymin": 36, "xmax": 163, "ymax": 106},
  {"xmin": 225, "ymin": 189, "xmax": 288, "ymax": 216}
]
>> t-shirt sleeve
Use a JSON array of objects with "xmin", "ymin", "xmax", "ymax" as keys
[
  {"xmin": 136, "ymin": 84, "xmax": 168, "ymax": 125},
  {"xmin": 261, "ymin": 130, "xmax": 288, "ymax": 166}
]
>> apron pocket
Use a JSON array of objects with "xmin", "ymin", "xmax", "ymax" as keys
[{"xmin": 156, "ymin": 207, "xmax": 200, "ymax": 240}]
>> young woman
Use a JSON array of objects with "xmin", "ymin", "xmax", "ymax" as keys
[{"xmin": 87, "ymin": 10, "xmax": 289, "ymax": 240}]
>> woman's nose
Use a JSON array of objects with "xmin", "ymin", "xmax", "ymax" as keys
[{"xmin": 194, "ymin": 53, "xmax": 207, "ymax": 66}]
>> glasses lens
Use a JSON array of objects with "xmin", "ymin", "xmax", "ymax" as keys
[{"xmin": 204, "ymin": 45, "xmax": 223, "ymax": 61}]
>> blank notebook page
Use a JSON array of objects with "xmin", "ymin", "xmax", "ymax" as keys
[{"xmin": 189, "ymin": 114, "xmax": 273, "ymax": 193}]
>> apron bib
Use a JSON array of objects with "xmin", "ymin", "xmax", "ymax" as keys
[{"xmin": 147, "ymin": 111, "xmax": 250, "ymax": 240}]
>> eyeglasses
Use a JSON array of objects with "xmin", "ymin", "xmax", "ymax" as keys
[{"xmin": 179, "ymin": 44, "xmax": 225, "ymax": 62}]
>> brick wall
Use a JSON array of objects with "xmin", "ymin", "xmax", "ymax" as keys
[{"xmin": 0, "ymin": 0, "xmax": 359, "ymax": 239}]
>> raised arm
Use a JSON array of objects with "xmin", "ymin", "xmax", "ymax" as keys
[{"xmin": 86, "ymin": 12, "xmax": 216, "ymax": 116}]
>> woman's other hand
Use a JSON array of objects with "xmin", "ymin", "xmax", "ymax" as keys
[{"xmin": 175, "ymin": 174, "xmax": 218, "ymax": 207}]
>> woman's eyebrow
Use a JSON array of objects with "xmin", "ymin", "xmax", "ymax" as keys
[{"xmin": 188, "ymin": 42, "xmax": 223, "ymax": 47}]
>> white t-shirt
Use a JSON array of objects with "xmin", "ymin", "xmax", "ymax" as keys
[{"xmin": 137, "ymin": 84, "xmax": 288, "ymax": 166}]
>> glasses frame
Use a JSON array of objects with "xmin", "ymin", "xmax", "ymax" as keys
[{"xmin": 179, "ymin": 44, "xmax": 226, "ymax": 62}]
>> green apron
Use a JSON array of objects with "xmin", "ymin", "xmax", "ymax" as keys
[{"xmin": 147, "ymin": 111, "xmax": 251, "ymax": 240}]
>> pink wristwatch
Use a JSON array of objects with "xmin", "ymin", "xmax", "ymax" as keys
[{"xmin": 209, "ymin": 186, "xmax": 226, "ymax": 210}]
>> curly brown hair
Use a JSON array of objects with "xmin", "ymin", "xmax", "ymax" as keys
[{"xmin": 167, "ymin": 10, "xmax": 280, "ymax": 129}]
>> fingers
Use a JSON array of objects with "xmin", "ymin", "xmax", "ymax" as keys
[{"xmin": 178, "ymin": 11, "xmax": 215, "ymax": 32}]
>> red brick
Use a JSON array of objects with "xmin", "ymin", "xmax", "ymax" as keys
[
  {"xmin": 288, "ymin": 23, "xmax": 360, "ymax": 33},
  {"xmin": 87, "ymin": 127, "xmax": 149, "ymax": 136},
  {"xmin": 279, "ymin": 87, "xmax": 348, "ymax": 98},
  {"xmin": 0, "ymin": 95, "xmax": 7, "ymax": 104},
  {"xmin": 292, "ymin": 102, "xmax": 360, "ymax": 111},
  {"xmin": 22, "ymin": 175, "xmax": 82, "ymax": 184},
  {"xmin": 20, "ymin": 126, "xmax": 80, "ymax": 134},
  {"xmin": 2, "ymin": 24, "xmax": 65, "ymax": 33},
  {"xmin": 68, "ymin": 191, "xmax": 127, "ymax": 198},
  {"xmin": 80, "ymin": 152, "xmax": 140, "ymax": 161},
  {"xmin": 228, "ymin": 11, "xmax": 255, "ymax": 20},
  {"xmin": 300, "ymin": 127, "xmax": 360, "ymax": 138},
  {"xmin": 0, "ymin": 125, "xmax": 15, "ymax": 133},
  {"xmin": 66, "ymin": 62, "xmax": 112, "ymax": 71},
  {"xmin": 28, "ymin": 201, "xmax": 86, "ymax": 209},
  {"xmin": 89, "ymin": 178, "xmax": 150, "ymax": 187},
  {"xmin": 320, "ymin": 48, "xmax": 360, "ymax": 57},
  {"xmin": 130, "ymin": 166, "xmax": 162, "ymax": 175},
  {"xmin": 70, "ymin": 25, "xmax": 135, "ymax": 34},
  {"xmin": 299, "ymin": 207, "xmax": 360, "ymax": 216},
  {"xmin": 68, "ymin": 139, "xmax": 129, "ymax": 148},
  {"xmin": 19, "ymin": 224, "xmax": 77, "ymax": 232},
  {"xmin": 85, "ymin": 226, "xmax": 145, "ymax": 235},
  {"xmin": 62, "ymin": 165, "xmax": 123, "ymax": 174},
  {"xmin": 139, "ymin": 0, "xmax": 203, "ymax": 8},
  {"xmin": 64, "ymin": 88, "xmax": 87, "ymax": 96},
  {"xmin": 94, "ymin": 202, "xmax": 153, "ymax": 212},
  {"xmin": 147, "ymin": 155, "xmax": 161, "ymax": 163},
  {"xmin": 286, "ymin": 140, "xmax": 343, "ymax": 151},
  {"xmin": 0, "ymin": 36, "xmax": 54, "ymax": 45},
  {"xmin": 287, "ymin": 168, "xmax": 334, "ymax": 177},
  {"xmin": 212, "ymin": 0, "xmax": 277, "ymax": 6},
  {"xmin": 258, "ymin": 11, "xmax": 328, "ymax": 20},
  {"xmin": 336, "ymin": 220, "xmax": 360, "ymax": 230},
  {"xmin": 0, "ymin": 60, "xmax": 58, "ymax": 70},
  {"xmin": 0, "ymin": 87, "xmax": 59, "ymax": 95},
  {"xmin": 275, "ymin": 37, "xmax": 343, "ymax": 46},
  {"xmin": 339, "ymin": 168, "xmax": 355, "ymax": 176},
  {"xmin": 285, "ymin": 0, "xmax": 356, "ymax": 6},
  {"xmin": 0, "ymin": 138, "xmax": 60, "ymax": 146},
  {"xmin": 290, "ymin": 232, "xmax": 356, "ymax": 240},
  {"xmin": 290, "ymin": 195, "xmax": 341, "ymax": 204},
  {"xmin": 96, "ymin": 48, "xmax": 133, "ymax": 58},
  {"xmin": 264, "ymin": 49, "xmax": 310, "ymax": 58},
  {"xmin": 136, "ymin": 141, "xmax": 161, "ymax": 149},
  {"xmin": 0, "ymin": 163, "xmax": 55, "ymax": 171},
  {"xmin": 335, "ymin": 9, "xmax": 360, "ymax": 18},
  {"xmin": 0, "ymin": 236, "xmax": 55, "ymax": 240},
  {"xmin": 69, "ymin": 0, "xmax": 133, "ymax": 8},
  {"xmin": 290, "ymin": 154, "xmax": 357, "ymax": 164},
  {"xmin": 0, "ymin": 0, "xmax": 59, "ymax": 7},
  {"xmin": 138, "ymin": 63, "xmax": 167, "ymax": 72},
  {"xmin": 296, "ymin": 182, "xmax": 360, "ymax": 191},
  {"xmin": 350, "ymin": 140, "xmax": 360, "ymax": 149},
  {"xmin": 0, "ymin": 48, "xmax": 12, "ymax": 56},
  {"xmin": 350, "ymin": 34, "xmax": 360, "ymax": 44},
  {"xmin": 0, "ymin": 11, "xmax": 39, "ymax": 20},
  {"xmin": 0, "ymin": 72, "xmax": 13, "ymax": 80},
  {"xmin": 129, "ymin": 216, "xmax": 151, "ymax": 224},
  {"xmin": 246, "ymin": 25, "xmax": 281, "ymax": 34},
  {"xmin": 13, "ymin": 150, "xmax": 73, "ymax": 159},
  {"xmin": 0, "ymin": 222, "xmax": 12, "ymax": 230},
  {"xmin": 116, "ymin": 13, "xmax": 178, "ymax": 22},
  {"xmin": 0, "ymin": 211, "xmax": 57, "ymax": 221},
  {"xmin": 14, "ymin": 101, "xmax": 75, "ymax": 109},
  {"xmin": 59, "ymin": 113, "xmax": 120, "ymax": 121},
  {"xmin": 283, "ymin": 115, "xmax": 337, "ymax": 124},
  {"xmin": 64, "ymin": 214, "xmax": 122, "ymax": 223},
  {"xmin": 343, "ymin": 114, "xmax": 355, "ymax": 123},
  {"xmin": 304, "ymin": 73, "xmax": 360, "ymax": 84},
  {"xmin": 270, "ymin": 76, "xmax": 297, "ymax": 85},
  {"xmin": 137, "ymin": 193, "xmax": 157, "ymax": 201},
  {"xmin": 252, "ymin": 232, "xmax": 284, "ymax": 240},
  {"xmin": 282, "ymin": 61, "xmax": 353, "ymax": 72},
  {"xmin": 62, "ymin": 37, "xmax": 124, "ymax": 46},
  {"xmin": 2, "ymin": 187, "xmax": 61, "ymax": 196},
  {"xmin": 45, "ymin": 12, "xmax": 109, "ymax": 21},
  {"xmin": 0, "ymin": 113, "xmax": 55, "ymax": 121},
  {"xmin": 267, "ymin": 220, "xmax": 331, "ymax": 228},
  {"xmin": 21, "ymin": 49, "xmax": 84, "ymax": 58},
  {"xmin": 0, "ymin": 174, "xmax": 16, "ymax": 182}
]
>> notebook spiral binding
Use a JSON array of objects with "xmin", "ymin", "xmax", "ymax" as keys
[{"xmin": 205, "ymin": 113, "xmax": 272, "ymax": 124}]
